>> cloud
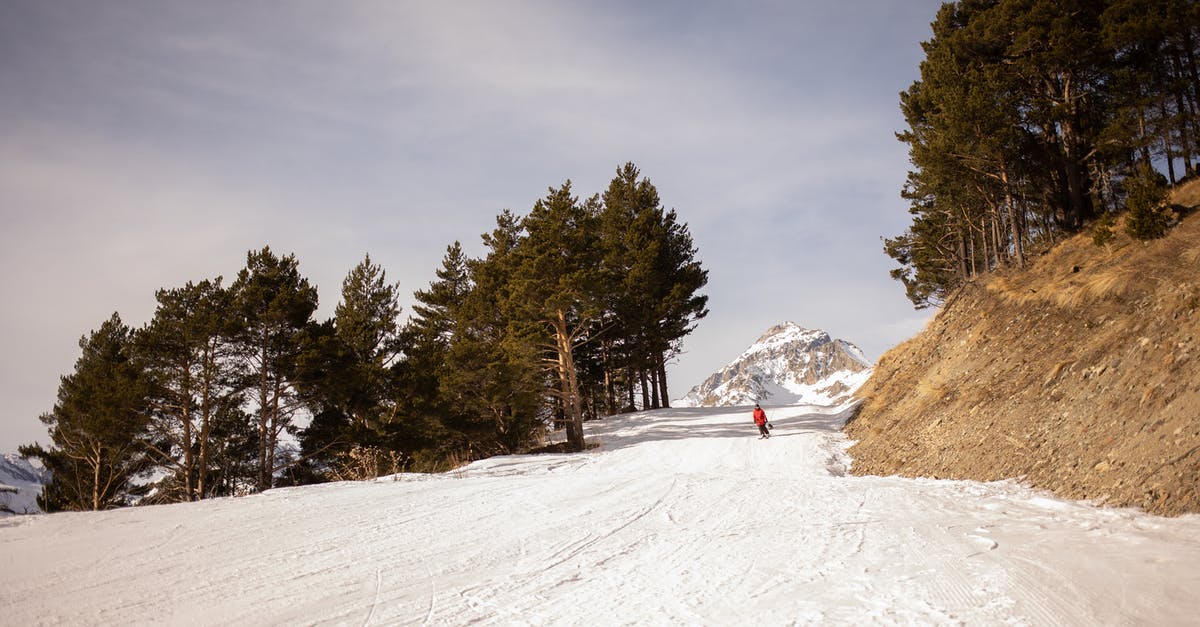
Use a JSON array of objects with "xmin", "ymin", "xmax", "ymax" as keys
[{"xmin": 0, "ymin": 0, "xmax": 945, "ymax": 449}]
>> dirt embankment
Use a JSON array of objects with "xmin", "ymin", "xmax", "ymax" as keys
[{"xmin": 846, "ymin": 181, "xmax": 1200, "ymax": 516}]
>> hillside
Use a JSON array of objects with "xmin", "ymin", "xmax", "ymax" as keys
[
  {"xmin": 846, "ymin": 180, "xmax": 1200, "ymax": 516},
  {"xmin": 3, "ymin": 405, "xmax": 1200, "ymax": 624}
]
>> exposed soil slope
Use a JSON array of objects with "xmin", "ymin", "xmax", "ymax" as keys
[{"xmin": 846, "ymin": 181, "xmax": 1200, "ymax": 516}]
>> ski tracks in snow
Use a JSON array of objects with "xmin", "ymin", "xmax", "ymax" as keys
[{"xmin": 4, "ymin": 404, "xmax": 1200, "ymax": 625}]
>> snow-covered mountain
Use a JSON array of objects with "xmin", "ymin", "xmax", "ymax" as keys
[
  {"xmin": 0, "ymin": 453, "xmax": 46, "ymax": 515},
  {"xmin": 675, "ymin": 321, "xmax": 873, "ymax": 407}
]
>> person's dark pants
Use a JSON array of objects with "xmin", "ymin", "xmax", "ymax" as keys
[{"xmin": 758, "ymin": 423, "xmax": 770, "ymax": 437}]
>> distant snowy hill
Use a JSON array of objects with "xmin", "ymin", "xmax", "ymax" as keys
[
  {"xmin": 675, "ymin": 321, "xmax": 873, "ymax": 407},
  {"xmin": 0, "ymin": 454, "xmax": 46, "ymax": 515}
]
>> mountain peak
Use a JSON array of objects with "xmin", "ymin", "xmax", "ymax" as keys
[
  {"xmin": 676, "ymin": 323, "xmax": 873, "ymax": 407},
  {"xmin": 747, "ymin": 322, "xmax": 831, "ymax": 354}
]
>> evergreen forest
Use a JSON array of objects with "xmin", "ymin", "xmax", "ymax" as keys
[
  {"xmin": 888, "ymin": 0, "xmax": 1200, "ymax": 307},
  {"xmin": 21, "ymin": 163, "xmax": 708, "ymax": 511}
]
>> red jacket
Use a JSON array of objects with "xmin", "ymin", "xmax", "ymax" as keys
[{"xmin": 753, "ymin": 407, "xmax": 767, "ymax": 425}]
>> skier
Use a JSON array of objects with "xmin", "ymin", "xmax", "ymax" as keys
[{"xmin": 753, "ymin": 403, "xmax": 771, "ymax": 439}]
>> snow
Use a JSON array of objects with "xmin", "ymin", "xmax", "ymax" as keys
[
  {"xmin": 686, "ymin": 367, "xmax": 873, "ymax": 407},
  {"xmin": 745, "ymin": 322, "xmax": 828, "ymax": 353},
  {"xmin": 0, "ymin": 454, "xmax": 45, "ymax": 515},
  {"xmin": 3, "ymin": 404, "xmax": 1199, "ymax": 625},
  {"xmin": 677, "ymin": 322, "xmax": 874, "ymax": 407},
  {"xmin": 770, "ymin": 367, "xmax": 873, "ymax": 405}
]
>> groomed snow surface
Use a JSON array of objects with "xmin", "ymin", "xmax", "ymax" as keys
[{"xmin": 4, "ymin": 405, "xmax": 1200, "ymax": 625}]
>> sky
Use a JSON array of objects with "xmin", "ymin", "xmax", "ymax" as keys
[{"xmin": 0, "ymin": 0, "xmax": 943, "ymax": 453}]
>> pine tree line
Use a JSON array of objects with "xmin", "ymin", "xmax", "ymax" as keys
[
  {"xmin": 22, "ymin": 163, "xmax": 707, "ymax": 511},
  {"xmin": 888, "ymin": 0, "xmax": 1199, "ymax": 307}
]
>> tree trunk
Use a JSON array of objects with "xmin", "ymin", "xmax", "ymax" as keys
[
  {"xmin": 625, "ymin": 365, "xmax": 636, "ymax": 412},
  {"xmin": 198, "ymin": 357, "xmax": 211, "ymax": 500},
  {"xmin": 1138, "ymin": 106, "xmax": 1153, "ymax": 165},
  {"xmin": 267, "ymin": 377, "xmax": 281, "ymax": 488},
  {"xmin": 656, "ymin": 352, "xmax": 670, "ymax": 408},
  {"xmin": 91, "ymin": 447, "xmax": 101, "ymax": 511},
  {"xmin": 181, "ymin": 370, "xmax": 195, "ymax": 501},
  {"xmin": 981, "ymin": 216, "xmax": 992, "ymax": 272},
  {"xmin": 967, "ymin": 214, "xmax": 977, "ymax": 278},
  {"xmin": 1062, "ymin": 140, "xmax": 1090, "ymax": 226},
  {"xmin": 601, "ymin": 340, "xmax": 615, "ymax": 416},
  {"xmin": 639, "ymin": 367, "xmax": 650, "ymax": 410},
  {"xmin": 991, "ymin": 205, "xmax": 1005, "ymax": 266},
  {"xmin": 257, "ymin": 331, "xmax": 270, "ymax": 492},
  {"xmin": 551, "ymin": 310, "xmax": 585, "ymax": 451},
  {"xmin": 198, "ymin": 338, "xmax": 218, "ymax": 499},
  {"xmin": 1051, "ymin": 71, "xmax": 1094, "ymax": 226},
  {"xmin": 649, "ymin": 361, "xmax": 660, "ymax": 410},
  {"xmin": 1001, "ymin": 163, "xmax": 1024, "ymax": 268},
  {"xmin": 1161, "ymin": 101, "xmax": 1179, "ymax": 184}
]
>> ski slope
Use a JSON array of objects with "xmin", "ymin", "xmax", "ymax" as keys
[{"xmin": 3, "ymin": 405, "xmax": 1199, "ymax": 625}]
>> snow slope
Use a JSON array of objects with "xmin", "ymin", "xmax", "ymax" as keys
[
  {"xmin": 0, "ymin": 453, "xmax": 46, "ymax": 515},
  {"xmin": 3, "ymin": 405, "xmax": 1199, "ymax": 625}
]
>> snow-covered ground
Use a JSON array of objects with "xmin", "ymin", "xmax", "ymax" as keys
[
  {"xmin": 0, "ymin": 453, "xmax": 45, "ymax": 515},
  {"xmin": 3, "ymin": 405, "xmax": 1199, "ymax": 625}
]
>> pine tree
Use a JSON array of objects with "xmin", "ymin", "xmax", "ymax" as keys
[
  {"xmin": 438, "ymin": 213, "xmax": 544, "ymax": 455},
  {"xmin": 1124, "ymin": 162, "xmax": 1173, "ymax": 239},
  {"xmin": 229, "ymin": 247, "xmax": 318, "ymax": 491},
  {"xmin": 397, "ymin": 242, "xmax": 472, "ymax": 453},
  {"xmin": 20, "ymin": 313, "xmax": 151, "ymax": 511},
  {"xmin": 600, "ymin": 163, "xmax": 660, "ymax": 411},
  {"xmin": 508, "ymin": 183, "xmax": 603, "ymax": 451},
  {"xmin": 648, "ymin": 207, "xmax": 709, "ymax": 407},
  {"xmin": 298, "ymin": 255, "xmax": 403, "ymax": 476},
  {"xmin": 137, "ymin": 278, "xmax": 242, "ymax": 501},
  {"xmin": 332, "ymin": 254, "xmax": 402, "ymax": 428},
  {"xmin": 1103, "ymin": 0, "xmax": 1200, "ymax": 182},
  {"xmin": 409, "ymin": 242, "xmax": 470, "ymax": 349},
  {"xmin": 889, "ymin": 0, "xmax": 1162, "ymax": 306},
  {"xmin": 599, "ymin": 163, "xmax": 707, "ymax": 410}
]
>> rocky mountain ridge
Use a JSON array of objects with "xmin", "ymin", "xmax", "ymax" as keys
[{"xmin": 676, "ymin": 322, "xmax": 873, "ymax": 407}]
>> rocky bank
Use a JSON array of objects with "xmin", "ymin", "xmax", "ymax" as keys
[{"xmin": 845, "ymin": 181, "xmax": 1200, "ymax": 517}]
